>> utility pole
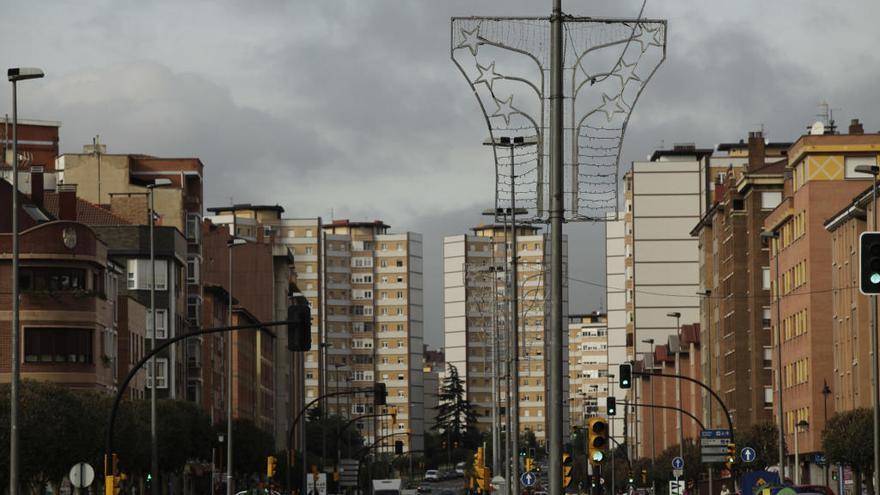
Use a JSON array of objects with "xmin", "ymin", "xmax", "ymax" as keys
[{"xmin": 548, "ymin": 2, "xmax": 565, "ymax": 495}]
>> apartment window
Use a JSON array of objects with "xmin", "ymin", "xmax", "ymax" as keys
[
  {"xmin": 396, "ymin": 260, "xmax": 404, "ymax": 267},
  {"xmin": 381, "ymin": 243, "xmax": 387, "ymax": 251},
  {"xmin": 845, "ymin": 156, "xmax": 878, "ymax": 178},
  {"xmin": 146, "ymin": 309, "xmax": 169, "ymax": 339},
  {"xmin": 127, "ymin": 259, "xmax": 168, "ymax": 290},
  {"xmin": 762, "ymin": 268, "xmax": 771, "ymax": 290},
  {"xmin": 186, "ymin": 256, "xmax": 200, "ymax": 285},
  {"xmin": 306, "ymin": 229, "xmax": 313, "ymax": 238},
  {"xmin": 187, "ymin": 295, "xmax": 202, "ymax": 325},
  {"xmin": 762, "ymin": 308, "xmax": 772, "ymax": 328},
  {"xmin": 305, "ymin": 247, "xmax": 314, "ymax": 255},
  {"xmin": 20, "ymin": 267, "xmax": 87, "ymax": 292},
  {"xmin": 764, "ymin": 387, "xmax": 773, "ymax": 406},
  {"xmin": 380, "ymin": 260, "xmax": 388, "ymax": 268},
  {"xmin": 185, "ymin": 213, "xmax": 201, "ymax": 241},
  {"xmin": 397, "ymin": 276, "xmax": 404, "ymax": 283},
  {"xmin": 761, "ymin": 192, "xmax": 783, "ymax": 210},
  {"xmin": 24, "ymin": 327, "xmax": 92, "ymax": 364},
  {"xmin": 145, "ymin": 357, "xmax": 169, "ymax": 389},
  {"xmin": 396, "ymin": 291, "xmax": 404, "ymax": 299},
  {"xmin": 762, "ymin": 347, "xmax": 772, "ymax": 368}
]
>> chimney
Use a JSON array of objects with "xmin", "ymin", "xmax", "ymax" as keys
[
  {"xmin": 747, "ymin": 131, "xmax": 765, "ymax": 171},
  {"xmin": 30, "ymin": 166, "xmax": 44, "ymax": 208},
  {"xmin": 849, "ymin": 119, "xmax": 865, "ymax": 135},
  {"xmin": 57, "ymin": 184, "xmax": 77, "ymax": 221}
]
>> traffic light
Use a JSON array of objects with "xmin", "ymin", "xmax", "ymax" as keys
[
  {"xmin": 562, "ymin": 453, "xmax": 573, "ymax": 488},
  {"xmin": 395, "ymin": 441, "xmax": 404, "ymax": 455},
  {"xmin": 641, "ymin": 469, "xmax": 648, "ymax": 484},
  {"xmin": 726, "ymin": 443, "xmax": 736, "ymax": 463},
  {"xmin": 861, "ymin": 232, "xmax": 880, "ymax": 294},
  {"xmin": 525, "ymin": 457, "xmax": 534, "ymax": 473},
  {"xmin": 267, "ymin": 455, "xmax": 277, "ymax": 478},
  {"xmin": 104, "ymin": 454, "xmax": 124, "ymax": 495},
  {"xmin": 374, "ymin": 382, "xmax": 387, "ymax": 406},
  {"xmin": 287, "ymin": 300, "xmax": 312, "ymax": 351},
  {"xmin": 475, "ymin": 447, "xmax": 490, "ymax": 492},
  {"xmin": 628, "ymin": 473, "xmax": 635, "ymax": 485},
  {"xmin": 588, "ymin": 417, "xmax": 608, "ymax": 464},
  {"xmin": 529, "ymin": 447, "xmax": 536, "ymax": 458},
  {"xmin": 607, "ymin": 397, "xmax": 617, "ymax": 416},
  {"xmin": 619, "ymin": 363, "xmax": 632, "ymax": 389},
  {"xmin": 519, "ymin": 448, "xmax": 527, "ymax": 457}
]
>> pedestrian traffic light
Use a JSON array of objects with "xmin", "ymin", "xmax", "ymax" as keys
[
  {"xmin": 588, "ymin": 417, "xmax": 608, "ymax": 464},
  {"xmin": 519, "ymin": 448, "xmax": 527, "ymax": 457},
  {"xmin": 628, "ymin": 473, "xmax": 635, "ymax": 485},
  {"xmin": 395, "ymin": 441, "xmax": 404, "ymax": 455},
  {"xmin": 562, "ymin": 453, "xmax": 573, "ymax": 488},
  {"xmin": 528, "ymin": 447, "xmax": 536, "ymax": 458},
  {"xmin": 861, "ymin": 232, "xmax": 880, "ymax": 294},
  {"xmin": 619, "ymin": 363, "xmax": 632, "ymax": 389},
  {"xmin": 287, "ymin": 299, "xmax": 312, "ymax": 351},
  {"xmin": 374, "ymin": 382, "xmax": 387, "ymax": 406},
  {"xmin": 267, "ymin": 455, "xmax": 277, "ymax": 478},
  {"xmin": 607, "ymin": 396, "xmax": 617, "ymax": 416}
]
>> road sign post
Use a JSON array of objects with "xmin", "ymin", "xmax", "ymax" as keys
[
  {"xmin": 700, "ymin": 429, "xmax": 733, "ymax": 463},
  {"xmin": 672, "ymin": 457, "xmax": 684, "ymax": 470},
  {"xmin": 521, "ymin": 471, "xmax": 537, "ymax": 488},
  {"xmin": 741, "ymin": 447, "xmax": 757, "ymax": 463}
]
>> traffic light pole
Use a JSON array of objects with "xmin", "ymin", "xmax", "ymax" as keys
[{"xmin": 104, "ymin": 321, "xmax": 283, "ymax": 491}]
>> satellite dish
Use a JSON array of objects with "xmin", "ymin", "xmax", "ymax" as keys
[{"xmin": 810, "ymin": 121, "xmax": 825, "ymax": 136}]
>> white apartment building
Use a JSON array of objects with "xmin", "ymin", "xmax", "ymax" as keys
[
  {"xmin": 206, "ymin": 209, "xmax": 424, "ymax": 452},
  {"xmin": 444, "ymin": 222, "xmax": 568, "ymax": 444}
]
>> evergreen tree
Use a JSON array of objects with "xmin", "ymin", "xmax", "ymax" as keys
[{"xmin": 433, "ymin": 364, "xmax": 479, "ymax": 448}]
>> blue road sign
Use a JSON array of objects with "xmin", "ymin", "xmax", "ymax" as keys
[
  {"xmin": 521, "ymin": 472, "xmax": 537, "ymax": 487},
  {"xmin": 700, "ymin": 429, "xmax": 732, "ymax": 439},
  {"xmin": 814, "ymin": 454, "xmax": 827, "ymax": 466},
  {"xmin": 741, "ymin": 447, "xmax": 757, "ymax": 463},
  {"xmin": 672, "ymin": 457, "xmax": 684, "ymax": 470}
]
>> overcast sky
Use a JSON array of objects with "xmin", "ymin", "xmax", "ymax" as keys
[{"xmin": 3, "ymin": 1, "xmax": 879, "ymax": 348}]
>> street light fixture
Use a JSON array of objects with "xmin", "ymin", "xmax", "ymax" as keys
[
  {"xmin": 666, "ymin": 312, "xmax": 683, "ymax": 461},
  {"xmin": 854, "ymin": 163, "xmax": 880, "ymax": 491},
  {"xmin": 145, "ymin": 177, "xmax": 172, "ymax": 495},
  {"xmin": 226, "ymin": 236, "xmax": 246, "ymax": 495},
  {"xmin": 8, "ymin": 66, "xmax": 44, "ymax": 495},
  {"xmin": 760, "ymin": 229, "xmax": 786, "ymax": 480},
  {"xmin": 794, "ymin": 420, "xmax": 810, "ymax": 485}
]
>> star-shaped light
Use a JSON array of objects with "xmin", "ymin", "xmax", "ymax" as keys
[
  {"xmin": 647, "ymin": 24, "xmax": 665, "ymax": 47},
  {"xmin": 457, "ymin": 27, "xmax": 482, "ymax": 56},
  {"xmin": 475, "ymin": 62, "xmax": 502, "ymax": 89},
  {"xmin": 613, "ymin": 60, "xmax": 641, "ymax": 86},
  {"xmin": 492, "ymin": 95, "xmax": 518, "ymax": 126},
  {"xmin": 597, "ymin": 94, "xmax": 625, "ymax": 122}
]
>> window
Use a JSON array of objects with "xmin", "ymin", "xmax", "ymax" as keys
[
  {"xmin": 24, "ymin": 327, "xmax": 92, "ymax": 364},
  {"xmin": 397, "ymin": 276, "xmax": 404, "ymax": 283},
  {"xmin": 20, "ymin": 267, "xmax": 87, "ymax": 292},
  {"xmin": 395, "ymin": 260, "xmax": 404, "ymax": 267},
  {"xmin": 305, "ymin": 229, "xmax": 313, "ymax": 238},
  {"xmin": 186, "ymin": 256, "xmax": 200, "ymax": 285},
  {"xmin": 764, "ymin": 387, "xmax": 773, "ymax": 406},
  {"xmin": 185, "ymin": 213, "xmax": 201, "ymax": 241},
  {"xmin": 187, "ymin": 295, "xmax": 202, "ymax": 325},
  {"xmin": 761, "ymin": 192, "xmax": 783, "ymax": 210},
  {"xmin": 146, "ymin": 358, "xmax": 169, "ymax": 389},
  {"xmin": 762, "ymin": 268, "xmax": 771, "ymax": 290},
  {"xmin": 305, "ymin": 247, "xmax": 313, "ymax": 255},
  {"xmin": 845, "ymin": 156, "xmax": 878, "ymax": 179},
  {"xmin": 762, "ymin": 347, "xmax": 772, "ymax": 368},
  {"xmin": 762, "ymin": 308, "xmax": 772, "ymax": 327},
  {"xmin": 126, "ymin": 259, "xmax": 168, "ymax": 290},
  {"xmin": 146, "ymin": 309, "xmax": 169, "ymax": 339}
]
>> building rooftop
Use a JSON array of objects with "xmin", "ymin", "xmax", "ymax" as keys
[{"xmin": 43, "ymin": 192, "xmax": 131, "ymax": 226}]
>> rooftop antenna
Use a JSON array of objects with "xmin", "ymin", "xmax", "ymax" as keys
[{"xmin": 816, "ymin": 101, "xmax": 839, "ymax": 134}]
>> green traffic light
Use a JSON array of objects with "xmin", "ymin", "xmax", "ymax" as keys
[
  {"xmin": 872, "ymin": 273, "xmax": 880, "ymax": 284},
  {"xmin": 591, "ymin": 451, "xmax": 604, "ymax": 462}
]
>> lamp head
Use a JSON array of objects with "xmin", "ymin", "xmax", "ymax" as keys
[
  {"xmin": 8, "ymin": 67, "xmax": 44, "ymax": 82},
  {"xmin": 147, "ymin": 178, "xmax": 173, "ymax": 189},
  {"xmin": 854, "ymin": 164, "xmax": 880, "ymax": 176},
  {"xmin": 760, "ymin": 230, "xmax": 779, "ymax": 239},
  {"xmin": 666, "ymin": 312, "xmax": 681, "ymax": 318}
]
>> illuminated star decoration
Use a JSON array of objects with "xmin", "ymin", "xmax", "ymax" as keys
[
  {"xmin": 597, "ymin": 94, "xmax": 625, "ymax": 122},
  {"xmin": 648, "ymin": 25, "xmax": 665, "ymax": 47},
  {"xmin": 492, "ymin": 95, "xmax": 518, "ymax": 126},
  {"xmin": 613, "ymin": 60, "xmax": 641, "ymax": 86},
  {"xmin": 475, "ymin": 62, "xmax": 502, "ymax": 90},
  {"xmin": 457, "ymin": 27, "xmax": 482, "ymax": 56}
]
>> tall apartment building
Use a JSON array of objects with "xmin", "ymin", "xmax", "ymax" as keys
[
  {"xmin": 443, "ymin": 222, "xmax": 568, "ymax": 444},
  {"xmin": 604, "ymin": 215, "xmax": 629, "ymax": 446},
  {"xmin": 207, "ymin": 209, "xmax": 425, "ymax": 452},
  {"xmin": 690, "ymin": 132, "xmax": 788, "ymax": 429},
  {"xmin": 763, "ymin": 121, "xmax": 876, "ymax": 484},
  {"xmin": 625, "ymin": 138, "xmax": 790, "ymax": 456},
  {"xmin": 57, "ymin": 150, "xmax": 204, "ymax": 401},
  {"xmin": 568, "ymin": 312, "xmax": 609, "ymax": 423}
]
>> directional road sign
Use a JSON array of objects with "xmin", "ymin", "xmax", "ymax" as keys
[
  {"xmin": 701, "ymin": 455, "xmax": 728, "ymax": 463},
  {"xmin": 701, "ymin": 446, "xmax": 728, "ymax": 454},
  {"xmin": 68, "ymin": 463, "xmax": 95, "ymax": 489},
  {"xmin": 521, "ymin": 471, "xmax": 537, "ymax": 487},
  {"xmin": 700, "ymin": 429, "xmax": 732, "ymax": 439},
  {"xmin": 700, "ymin": 438, "xmax": 730, "ymax": 446},
  {"xmin": 669, "ymin": 480, "xmax": 684, "ymax": 495},
  {"xmin": 741, "ymin": 447, "xmax": 757, "ymax": 463},
  {"xmin": 672, "ymin": 457, "xmax": 684, "ymax": 470}
]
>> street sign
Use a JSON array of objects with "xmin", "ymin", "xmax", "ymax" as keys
[
  {"xmin": 673, "ymin": 469, "xmax": 683, "ymax": 479},
  {"xmin": 701, "ymin": 446, "xmax": 728, "ymax": 454},
  {"xmin": 521, "ymin": 471, "xmax": 537, "ymax": 487},
  {"xmin": 68, "ymin": 463, "xmax": 95, "ymax": 489},
  {"xmin": 339, "ymin": 459, "xmax": 359, "ymax": 487},
  {"xmin": 669, "ymin": 480, "xmax": 683, "ymax": 495},
  {"xmin": 741, "ymin": 447, "xmax": 757, "ymax": 463},
  {"xmin": 307, "ymin": 473, "xmax": 326, "ymax": 495},
  {"xmin": 700, "ymin": 438, "xmax": 730, "ymax": 446},
  {"xmin": 701, "ymin": 455, "xmax": 728, "ymax": 463},
  {"xmin": 700, "ymin": 429, "xmax": 732, "ymax": 439},
  {"xmin": 814, "ymin": 454, "xmax": 827, "ymax": 466},
  {"xmin": 672, "ymin": 457, "xmax": 684, "ymax": 470}
]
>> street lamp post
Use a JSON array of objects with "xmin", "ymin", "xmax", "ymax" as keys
[
  {"xmin": 793, "ymin": 420, "xmax": 809, "ymax": 485},
  {"xmin": 641, "ymin": 339, "xmax": 656, "ymax": 463},
  {"xmin": 227, "ymin": 235, "xmax": 246, "ymax": 495},
  {"xmin": 7, "ymin": 66, "xmax": 44, "ymax": 495},
  {"xmin": 666, "ymin": 312, "xmax": 683, "ymax": 461},
  {"xmin": 146, "ymin": 178, "xmax": 172, "ymax": 495},
  {"xmin": 608, "ymin": 374, "xmax": 616, "ymax": 494},
  {"xmin": 854, "ymin": 163, "xmax": 880, "ymax": 490},
  {"xmin": 760, "ymin": 230, "xmax": 786, "ymax": 479},
  {"xmin": 821, "ymin": 381, "xmax": 831, "ymax": 486}
]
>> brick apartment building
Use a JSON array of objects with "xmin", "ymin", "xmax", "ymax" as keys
[{"xmin": 763, "ymin": 120, "xmax": 877, "ymax": 483}]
